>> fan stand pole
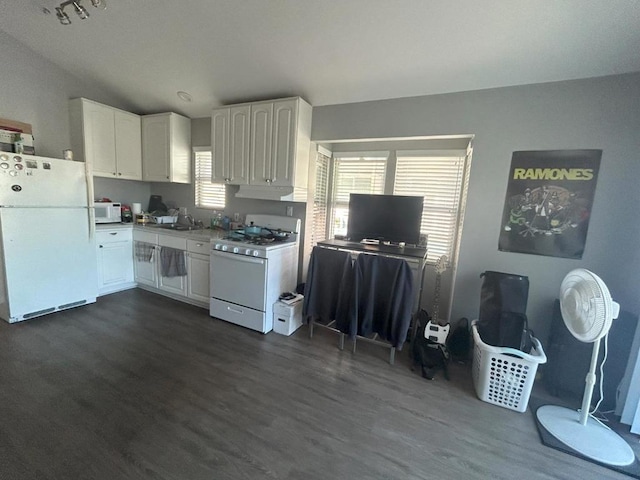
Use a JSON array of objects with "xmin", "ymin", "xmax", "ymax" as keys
[
  {"xmin": 579, "ymin": 338, "xmax": 600, "ymax": 426},
  {"xmin": 536, "ymin": 338, "xmax": 636, "ymax": 467}
]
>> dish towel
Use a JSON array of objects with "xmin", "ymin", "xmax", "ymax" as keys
[
  {"xmin": 134, "ymin": 242, "xmax": 155, "ymax": 262},
  {"xmin": 160, "ymin": 247, "xmax": 187, "ymax": 277}
]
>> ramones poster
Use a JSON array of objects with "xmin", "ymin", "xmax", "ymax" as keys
[{"xmin": 498, "ymin": 150, "xmax": 601, "ymax": 259}]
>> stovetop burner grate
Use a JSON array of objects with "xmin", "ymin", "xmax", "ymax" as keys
[
  {"xmin": 222, "ymin": 230, "xmax": 292, "ymax": 246},
  {"xmin": 222, "ymin": 234, "xmax": 277, "ymax": 246}
]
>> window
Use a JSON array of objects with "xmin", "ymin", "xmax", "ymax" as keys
[
  {"xmin": 320, "ymin": 148, "xmax": 470, "ymax": 264},
  {"xmin": 311, "ymin": 151, "xmax": 331, "ymax": 245},
  {"xmin": 194, "ymin": 148, "xmax": 226, "ymax": 209},
  {"xmin": 329, "ymin": 153, "xmax": 387, "ymax": 238},
  {"xmin": 395, "ymin": 151, "xmax": 469, "ymax": 263}
]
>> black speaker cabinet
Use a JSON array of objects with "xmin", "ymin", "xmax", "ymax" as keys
[{"xmin": 543, "ymin": 299, "xmax": 638, "ymax": 411}]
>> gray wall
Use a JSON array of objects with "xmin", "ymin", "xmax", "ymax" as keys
[
  {"xmin": 0, "ymin": 31, "xmax": 152, "ymax": 204},
  {"xmin": 313, "ymin": 73, "xmax": 640, "ymax": 342},
  {"xmin": 0, "ymin": 31, "xmax": 135, "ymax": 157}
]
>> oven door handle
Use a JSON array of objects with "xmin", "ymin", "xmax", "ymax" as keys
[{"xmin": 210, "ymin": 250, "xmax": 265, "ymax": 265}]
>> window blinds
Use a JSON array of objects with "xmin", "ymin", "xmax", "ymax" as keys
[
  {"xmin": 194, "ymin": 150, "xmax": 226, "ymax": 209},
  {"xmin": 312, "ymin": 152, "xmax": 330, "ymax": 245},
  {"xmin": 330, "ymin": 154, "xmax": 387, "ymax": 237},
  {"xmin": 395, "ymin": 152, "xmax": 467, "ymax": 263}
]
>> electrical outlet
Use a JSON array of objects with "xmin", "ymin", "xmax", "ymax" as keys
[{"xmin": 286, "ymin": 206, "xmax": 293, "ymax": 217}]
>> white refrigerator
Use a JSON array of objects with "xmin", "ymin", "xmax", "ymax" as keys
[{"xmin": 0, "ymin": 153, "xmax": 97, "ymax": 323}]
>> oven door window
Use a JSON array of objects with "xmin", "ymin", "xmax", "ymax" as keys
[{"xmin": 210, "ymin": 251, "xmax": 267, "ymax": 311}]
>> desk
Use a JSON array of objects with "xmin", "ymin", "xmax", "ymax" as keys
[{"xmin": 316, "ymin": 239, "xmax": 427, "ymax": 313}]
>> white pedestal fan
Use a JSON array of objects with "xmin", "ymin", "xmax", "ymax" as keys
[{"xmin": 536, "ymin": 269, "xmax": 636, "ymax": 466}]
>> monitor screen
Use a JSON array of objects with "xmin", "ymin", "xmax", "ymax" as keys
[{"xmin": 346, "ymin": 194, "xmax": 424, "ymax": 245}]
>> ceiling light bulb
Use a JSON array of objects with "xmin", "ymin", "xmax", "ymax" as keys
[
  {"xmin": 72, "ymin": 2, "xmax": 89, "ymax": 19},
  {"xmin": 55, "ymin": 7, "xmax": 71, "ymax": 24}
]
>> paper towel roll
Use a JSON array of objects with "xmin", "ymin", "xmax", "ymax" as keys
[{"xmin": 132, "ymin": 203, "xmax": 142, "ymax": 215}]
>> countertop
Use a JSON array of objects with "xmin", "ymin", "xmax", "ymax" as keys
[
  {"xmin": 132, "ymin": 224, "xmax": 225, "ymax": 242},
  {"xmin": 96, "ymin": 223, "xmax": 226, "ymax": 242}
]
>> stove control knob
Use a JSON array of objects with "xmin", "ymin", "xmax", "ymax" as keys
[
  {"xmin": 252, "ymin": 250, "xmax": 259, "ymax": 257},
  {"xmin": 221, "ymin": 245, "xmax": 228, "ymax": 252},
  {"xmin": 232, "ymin": 247, "xmax": 239, "ymax": 254},
  {"xmin": 214, "ymin": 243, "xmax": 222, "ymax": 250},
  {"xmin": 244, "ymin": 249, "xmax": 252, "ymax": 256}
]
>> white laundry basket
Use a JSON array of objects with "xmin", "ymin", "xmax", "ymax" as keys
[{"xmin": 471, "ymin": 320, "xmax": 547, "ymax": 413}]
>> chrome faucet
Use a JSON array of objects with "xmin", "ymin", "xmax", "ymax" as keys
[{"xmin": 177, "ymin": 213, "xmax": 195, "ymax": 226}]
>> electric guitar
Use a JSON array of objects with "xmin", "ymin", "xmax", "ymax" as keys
[
  {"xmin": 424, "ymin": 255, "xmax": 450, "ymax": 344},
  {"xmin": 432, "ymin": 255, "xmax": 448, "ymax": 325}
]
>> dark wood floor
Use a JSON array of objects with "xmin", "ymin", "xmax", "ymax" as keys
[{"xmin": 0, "ymin": 289, "xmax": 635, "ymax": 480}]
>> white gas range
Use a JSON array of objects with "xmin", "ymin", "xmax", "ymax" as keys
[{"xmin": 209, "ymin": 214, "xmax": 301, "ymax": 333}]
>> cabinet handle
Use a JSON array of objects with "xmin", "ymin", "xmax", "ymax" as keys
[
  {"xmin": 112, "ymin": 172, "xmax": 117, "ymax": 176},
  {"xmin": 225, "ymin": 178, "xmax": 230, "ymax": 182},
  {"xmin": 166, "ymin": 176, "xmax": 170, "ymax": 179},
  {"xmin": 118, "ymin": 173, "xmax": 122, "ymax": 176},
  {"xmin": 196, "ymin": 243, "xmax": 203, "ymax": 247},
  {"xmin": 99, "ymin": 245, "xmax": 103, "ymax": 248},
  {"xmin": 110, "ymin": 232, "xmax": 118, "ymax": 235},
  {"xmin": 265, "ymin": 178, "xmax": 272, "ymax": 184}
]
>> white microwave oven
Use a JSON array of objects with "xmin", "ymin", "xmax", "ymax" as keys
[{"xmin": 94, "ymin": 202, "xmax": 122, "ymax": 223}]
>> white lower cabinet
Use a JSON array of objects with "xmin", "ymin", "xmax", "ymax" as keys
[
  {"xmin": 133, "ymin": 248, "xmax": 158, "ymax": 288},
  {"xmin": 133, "ymin": 230, "xmax": 210, "ymax": 308},
  {"xmin": 96, "ymin": 227, "xmax": 135, "ymax": 296},
  {"xmin": 187, "ymin": 252, "xmax": 210, "ymax": 304}
]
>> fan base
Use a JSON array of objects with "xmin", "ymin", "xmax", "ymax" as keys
[{"xmin": 536, "ymin": 405, "xmax": 635, "ymax": 467}]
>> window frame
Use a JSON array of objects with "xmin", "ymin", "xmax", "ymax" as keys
[{"xmin": 320, "ymin": 148, "xmax": 471, "ymax": 265}]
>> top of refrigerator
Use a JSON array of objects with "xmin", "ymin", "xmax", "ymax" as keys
[{"xmin": 0, "ymin": 153, "xmax": 89, "ymax": 208}]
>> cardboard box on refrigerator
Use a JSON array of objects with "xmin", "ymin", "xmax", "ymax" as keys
[
  {"xmin": 0, "ymin": 129, "xmax": 35, "ymax": 155},
  {"xmin": 0, "ymin": 117, "xmax": 32, "ymax": 134}
]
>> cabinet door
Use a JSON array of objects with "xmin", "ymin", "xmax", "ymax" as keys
[
  {"xmin": 229, "ymin": 105, "xmax": 250, "ymax": 185},
  {"xmin": 86, "ymin": 102, "xmax": 117, "ymax": 178},
  {"xmin": 97, "ymin": 241, "xmax": 134, "ymax": 290},
  {"xmin": 250, "ymin": 103, "xmax": 273, "ymax": 185},
  {"xmin": 271, "ymin": 99, "xmax": 297, "ymax": 187},
  {"xmin": 211, "ymin": 107, "xmax": 229, "ymax": 183},
  {"xmin": 134, "ymin": 245, "xmax": 158, "ymax": 287},
  {"xmin": 142, "ymin": 115, "xmax": 171, "ymax": 182},
  {"xmin": 187, "ymin": 252, "xmax": 210, "ymax": 304},
  {"xmin": 158, "ymin": 251, "xmax": 187, "ymax": 296},
  {"xmin": 169, "ymin": 113, "xmax": 191, "ymax": 184},
  {"xmin": 114, "ymin": 111, "xmax": 142, "ymax": 180}
]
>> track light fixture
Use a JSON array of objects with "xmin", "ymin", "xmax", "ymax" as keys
[{"xmin": 55, "ymin": 0, "xmax": 106, "ymax": 25}]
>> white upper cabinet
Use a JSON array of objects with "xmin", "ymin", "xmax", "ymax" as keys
[
  {"xmin": 250, "ymin": 102, "xmax": 274, "ymax": 185},
  {"xmin": 211, "ymin": 105, "xmax": 250, "ymax": 184},
  {"xmin": 69, "ymin": 98, "xmax": 142, "ymax": 180},
  {"xmin": 211, "ymin": 97, "xmax": 312, "ymax": 188},
  {"xmin": 142, "ymin": 112, "xmax": 191, "ymax": 183},
  {"xmin": 211, "ymin": 107, "xmax": 229, "ymax": 183}
]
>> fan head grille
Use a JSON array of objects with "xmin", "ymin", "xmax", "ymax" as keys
[{"xmin": 559, "ymin": 269, "xmax": 617, "ymax": 343}]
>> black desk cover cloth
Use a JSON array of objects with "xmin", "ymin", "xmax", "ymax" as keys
[
  {"xmin": 303, "ymin": 247, "xmax": 353, "ymax": 325},
  {"xmin": 303, "ymin": 247, "xmax": 414, "ymax": 350},
  {"xmin": 351, "ymin": 254, "xmax": 414, "ymax": 349}
]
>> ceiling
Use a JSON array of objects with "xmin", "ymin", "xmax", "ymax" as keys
[{"xmin": 1, "ymin": 0, "xmax": 639, "ymax": 118}]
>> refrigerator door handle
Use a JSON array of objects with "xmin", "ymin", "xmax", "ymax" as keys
[
  {"xmin": 88, "ymin": 207, "xmax": 95, "ymax": 240},
  {"xmin": 84, "ymin": 160, "xmax": 95, "ymax": 241}
]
